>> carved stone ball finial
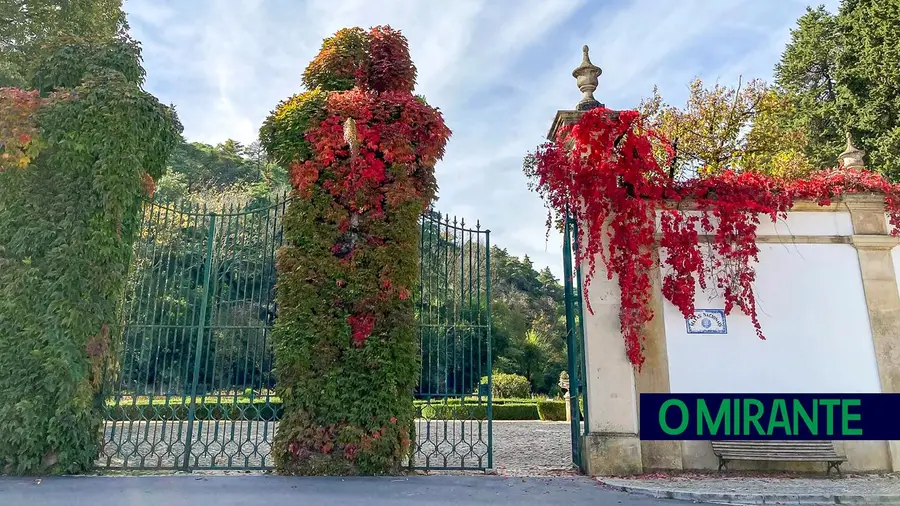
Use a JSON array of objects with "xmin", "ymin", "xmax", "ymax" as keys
[
  {"xmin": 572, "ymin": 45, "xmax": 602, "ymax": 111},
  {"xmin": 838, "ymin": 131, "xmax": 866, "ymax": 169}
]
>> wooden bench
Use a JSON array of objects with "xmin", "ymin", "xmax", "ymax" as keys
[{"xmin": 710, "ymin": 441, "xmax": 847, "ymax": 476}]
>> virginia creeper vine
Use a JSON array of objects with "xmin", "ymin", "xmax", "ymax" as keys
[
  {"xmin": 527, "ymin": 107, "xmax": 900, "ymax": 368},
  {"xmin": 262, "ymin": 25, "xmax": 450, "ymax": 475}
]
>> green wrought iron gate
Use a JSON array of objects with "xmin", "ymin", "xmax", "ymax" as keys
[
  {"xmin": 562, "ymin": 211, "xmax": 589, "ymax": 471},
  {"xmin": 99, "ymin": 196, "xmax": 288, "ymax": 470},
  {"xmin": 98, "ymin": 199, "xmax": 492, "ymax": 471},
  {"xmin": 411, "ymin": 210, "xmax": 493, "ymax": 470}
]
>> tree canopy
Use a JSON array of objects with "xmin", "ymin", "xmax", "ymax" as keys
[
  {"xmin": 775, "ymin": 1, "xmax": 900, "ymax": 179},
  {"xmin": 0, "ymin": 0, "xmax": 127, "ymax": 87},
  {"xmin": 639, "ymin": 0, "xmax": 900, "ymax": 181}
]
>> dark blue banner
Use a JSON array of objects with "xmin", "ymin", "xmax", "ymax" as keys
[{"xmin": 640, "ymin": 393, "xmax": 900, "ymax": 440}]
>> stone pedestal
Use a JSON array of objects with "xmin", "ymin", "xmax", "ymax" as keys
[{"xmin": 582, "ymin": 433, "xmax": 643, "ymax": 476}]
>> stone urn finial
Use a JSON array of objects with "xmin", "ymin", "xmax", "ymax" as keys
[
  {"xmin": 573, "ymin": 45, "xmax": 602, "ymax": 111},
  {"xmin": 838, "ymin": 131, "xmax": 866, "ymax": 169}
]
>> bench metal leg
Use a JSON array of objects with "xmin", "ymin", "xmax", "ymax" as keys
[
  {"xmin": 826, "ymin": 461, "xmax": 842, "ymax": 477},
  {"xmin": 717, "ymin": 457, "xmax": 728, "ymax": 472}
]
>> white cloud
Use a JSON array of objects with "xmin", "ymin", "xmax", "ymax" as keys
[{"xmin": 123, "ymin": 0, "xmax": 820, "ymax": 280}]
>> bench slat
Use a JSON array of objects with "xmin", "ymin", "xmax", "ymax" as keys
[
  {"xmin": 714, "ymin": 448, "xmax": 839, "ymax": 453},
  {"xmin": 711, "ymin": 441, "xmax": 836, "ymax": 446},
  {"xmin": 723, "ymin": 455, "xmax": 846, "ymax": 461}
]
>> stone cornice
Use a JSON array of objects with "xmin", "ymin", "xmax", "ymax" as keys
[
  {"xmin": 655, "ymin": 193, "xmax": 887, "ymax": 213},
  {"xmin": 851, "ymin": 234, "xmax": 900, "ymax": 250},
  {"xmin": 547, "ymin": 110, "xmax": 582, "ymax": 141},
  {"xmin": 841, "ymin": 193, "xmax": 888, "ymax": 212},
  {"xmin": 652, "ymin": 234, "xmax": 851, "ymax": 244}
]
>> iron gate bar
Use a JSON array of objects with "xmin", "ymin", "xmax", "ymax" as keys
[
  {"xmin": 183, "ymin": 211, "xmax": 216, "ymax": 469},
  {"xmin": 562, "ymin": 209, "xmax": 581, "ymax": 469},
  {"xmin": 572, "ymin": 216, "xmax": 589, "ymax": 435},
  {"xmin": 484, "ymin": 228, "xmax": 493, "ymax": 471}
]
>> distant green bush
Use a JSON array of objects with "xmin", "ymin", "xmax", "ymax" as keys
[{"xmin": 480, "ymin": 373, "xmax": 531, "ymax": 399}]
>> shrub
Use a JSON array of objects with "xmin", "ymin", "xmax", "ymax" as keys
[
  {"xmin": 480, "ymin": 373, "xmax": 531, "ymax": 399},
  {"xmin": 536, "ymin": 400, "xmax": 567, "ymax": 421}
]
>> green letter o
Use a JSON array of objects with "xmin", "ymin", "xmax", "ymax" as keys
[{"xmin": 660, "ymin": 399, "xmax": 689, "ymax": 435}]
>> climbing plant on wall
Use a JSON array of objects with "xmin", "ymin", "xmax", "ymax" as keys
[
  {"xmin": 526, "ymin": 106, "xmax": 900, "ymax": 368},
  {"xmin": 261, "ymin": 25, "xmax": 450, "ymax": 475},
  {"xmin": 0, "ymin": 35, "xmax": 181, "ymax": 474}
]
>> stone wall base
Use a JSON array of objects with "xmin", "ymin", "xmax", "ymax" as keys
[
  {"xmin": 641, "ymin": 440, "xmax": 683, "ymax": 471},
  {"xmin": 582, "ymin": 432, "xmax": 643, "ymax": 476}
]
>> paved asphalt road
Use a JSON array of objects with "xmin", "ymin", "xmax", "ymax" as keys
[{"xmin": 0, "ymin": 475, "xmax": 706, "ymax": 505}]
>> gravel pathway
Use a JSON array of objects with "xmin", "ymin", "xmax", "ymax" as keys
[
  {"xmin": 97, "ymin": 420, "xmax": 577, "ymax": 475},
  {"xmin": 490, "ymin": 421, "xmax": 577, "ymax": 476}
]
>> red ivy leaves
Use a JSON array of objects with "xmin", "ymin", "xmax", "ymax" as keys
[
  {"xmin": 348, "ymin": 313, "xmax": 376, "ymax": 347},
  {"xmin": 0, "ymin": 88, "xmax": 44, "ymax": 171},
  {"xmin": 141, "ymin": 172, "xmax": 156, "ymax": 199},
  {"xmin": 530, "ymin": 106, "xmax": 900, "ymax": 368},
  {"xmin": 365, "ymin": 25, "xmax": 416, "ymax": 93},
  {"xmin": 292, "ymin": 27, "xmax": 450, "ymax": 349},
  {"xmin": 290, "ymin": 90, "xmax": 448, "ymax": 347}
]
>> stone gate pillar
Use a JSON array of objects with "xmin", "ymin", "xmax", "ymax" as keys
[
  {"xmin": 547, "ymin": 46, "xmax": 657, "ymax": 476},
  {"xmin": 840, "ymin": 136, "xmax": 900, "ymax": 472}
]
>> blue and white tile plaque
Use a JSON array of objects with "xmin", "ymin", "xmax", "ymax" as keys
[{"xmin": 685, "ymin": 308, "xmax": 727, "ymax": 334}]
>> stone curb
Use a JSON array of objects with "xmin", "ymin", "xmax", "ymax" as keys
[{"xmin": 596, "ymin": 478, "xmax": 900, "ymax": 505}]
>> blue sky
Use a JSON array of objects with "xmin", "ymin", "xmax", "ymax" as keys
[{"xmin": 123, "ymin": 0, "xmax": 839, "ymax": 280}]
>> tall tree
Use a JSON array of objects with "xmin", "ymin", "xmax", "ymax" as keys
[
  {"xmin": 0, "ymin": 0, "xmax": 127, "ymax": 87},
  {"xmin": 835, "ymin": 0, "xmax": 900, "ymax": 180},
  {"xmin": 775, "ymin": 1, "xmax": 900, "ymax": 180},
  {"xmin": 774, "ymin": 6, "xmax": 843, "ymax": 170},
  {"xmin": 639, "ymin": 78, "xmax": 809, "ymax": 179}
]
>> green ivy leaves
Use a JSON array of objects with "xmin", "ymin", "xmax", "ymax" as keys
[{"xmin": 0, "ymin": 38, "xmax": 180, "ymax": 475}]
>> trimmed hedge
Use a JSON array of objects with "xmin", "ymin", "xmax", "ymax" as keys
[
  {"xmin": 418, "ymin": 402, "xmax": 538, "ymax": 421},
  {"xmin": 103, "ymin": 397, "xmax": 562, "ymax": 421},
  {"xmin": 105, "ymin": 400, "xmax": 281, "ymax": 422},
  {"xmin": 536, "ymin": 400, "xmax": 567, "ymax": 421}
]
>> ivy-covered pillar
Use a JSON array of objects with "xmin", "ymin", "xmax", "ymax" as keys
[
  {"xmin": 0, "ymin": 37, "xmax": 181, "ymax": 474},
  {"xmin": 546, "ymin": 46, "xmax": 656, "ymax": 476},
  {"xmin": 261, "ymin": 26, "xmax": 450, "ymax": 475}
]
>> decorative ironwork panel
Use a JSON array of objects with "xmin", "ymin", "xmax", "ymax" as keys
[{"xmin": 410, "ymin": 210, "xmax": 493, "ymax": 470}]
